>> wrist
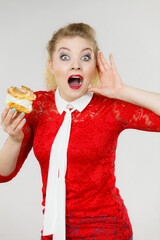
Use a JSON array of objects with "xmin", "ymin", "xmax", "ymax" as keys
[
  {"xmin": 8, "ymin": 135, "xmax": 24, "ymax": 145},
  {"xmin": 114, "ymin": 83, "xmax": 128, "ymax": 100}
]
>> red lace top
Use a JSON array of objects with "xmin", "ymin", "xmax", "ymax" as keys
[{"xmin": 1, "ymin": 90, "xmax": 160, "ymax": 240}]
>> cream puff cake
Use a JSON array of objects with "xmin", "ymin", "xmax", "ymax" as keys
[{"xmin": 6, "ymin": 85, "xmax": 36, "ymax": 113}]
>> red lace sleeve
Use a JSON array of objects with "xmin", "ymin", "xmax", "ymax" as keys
[
  {"xmin": 0, "ymin": 91, "xmax": 41, "ymax": 183},
  {"xmin": 112, "ymin": 99, "xmax": 160, "ymax": 132}
]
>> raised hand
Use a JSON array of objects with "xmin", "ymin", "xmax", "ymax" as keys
[{"xmin": 88, "ymin": 52, "xmax": 125, "ymax": 99}]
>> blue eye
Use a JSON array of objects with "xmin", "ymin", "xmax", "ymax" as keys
[
  {"xmin": 60, "ymin": 55, "xmax": 69, "ymax": 60},
  {"xmin": 82, "ymin": 55, "xmax": 91, "ymax": 61}
]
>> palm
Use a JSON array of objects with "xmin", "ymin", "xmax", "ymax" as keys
[{"xmin": 88, "ymin": 52, "xmax": 124, "ymax": 99}]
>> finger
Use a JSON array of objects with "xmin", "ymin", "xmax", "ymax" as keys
[
  {"xmin": 88, "ymin": 87, "xmax": 103, "ymax": 95},
  {"xmin": 109, "ymin": 54, "xmax": 117, "ymax": 71},
  {"xmin": 97, "ymin": 52, "xmax": 105, "ymax": 72},
  {"xmin": 9, "ymin": 112, "xmax": 25, "ymax": 132},
  {"xmin": 1, "ymin": 106, "xmax": 11, "ymax": 125},
  {"xmin": 13, "ymin": 118, "xmax": 26, "ymax": 135},
  {"xmin": 10, "ymin": 111, "xmax": 22, "ymax": 123},
  {"xmin": 3, "ymin": 108, "xmax": 18, "ymax": 129},
  {"xmin": 100, "ymin": 52, "xmax": 110, "ymax": 70}
]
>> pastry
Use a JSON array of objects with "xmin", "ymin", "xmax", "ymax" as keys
[{"xmin": 6, "ymin": 85, "xmax": 36, "ymax": 113}]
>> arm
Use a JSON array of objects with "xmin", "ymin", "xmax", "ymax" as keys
[
  {"xmin": 111, "ymin": 98, "xmax": 160, "ymax": 132},
  {"xmin": 0, "ymin": 136, "xmax": 23, "ymax": 176},
  {"xmin": 0, "ymin": 106, "xmax": 33, "ymax": 182},
  {"xmin": 0, "ymin": 107, "xmax": 26, "ymax": 176},
  {"xmin": 88, "ymin": 52, "xmax": 160, "ymax": 116},
  {"xmin": 117, "ymin": 84, "xmax": 160, "ymax": 116}
]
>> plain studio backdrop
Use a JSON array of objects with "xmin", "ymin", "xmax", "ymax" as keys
[{"xmin": 0, "ymin": 0, "xmax": 160, "ymax": 239}]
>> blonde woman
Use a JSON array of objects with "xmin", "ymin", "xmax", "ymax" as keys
[{"xmin": 1, "ymin": 23, "xmax": 160, "ymax": 240}]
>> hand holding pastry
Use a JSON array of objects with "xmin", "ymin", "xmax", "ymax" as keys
[{"xmin": 1, "ymin": 85, "xmax": 36, "ymax": 143}]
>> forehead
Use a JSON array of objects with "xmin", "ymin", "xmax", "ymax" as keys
[{"xmin": 55, "ymin": 36, "xmax": 94, "ymax": 51}]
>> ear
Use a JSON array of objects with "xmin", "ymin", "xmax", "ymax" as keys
[{"xmin": 48, "ymin": 58, "xmax": 55, "ymax": 75}]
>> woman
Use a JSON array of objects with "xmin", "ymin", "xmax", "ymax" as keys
[{"xmin": 0, "ymin": 23, "xmax": 160, "ymax": 240}]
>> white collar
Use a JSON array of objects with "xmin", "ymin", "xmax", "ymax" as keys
[{"xmin": 55, "ymin": 87, "xmax": 94, "ymax": 115}]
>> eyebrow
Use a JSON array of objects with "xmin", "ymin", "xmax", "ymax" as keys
[{"xmin": 58, "ymin": 47, "xmax": 93, "ymax": 52}]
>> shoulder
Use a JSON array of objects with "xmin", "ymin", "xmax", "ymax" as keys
[
  {"xmin": 91, "ymin": 93, "xmax": 131, "ymax": 117},
  {"xmin": 33, "ymin": 89, "xmax": 55, "ymax": 101},
  {"xmin": 26, "ymin": 89, "xmax": 56, "ymax": 126},
  {"xmin": 32, "ymin": 89, "xmax": 55, "ymax": 110},
  {"xmin": 94, "ymin": 93, "xmax": 129, "ymax": 107},
  {"xmin": 92, "ymin": 93, "xmax": 115, "ymax": 108}
]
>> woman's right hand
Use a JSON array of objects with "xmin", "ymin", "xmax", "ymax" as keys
[{"xmin": 1, "ymin": 106, "xmax": 26, "ymax": 143}]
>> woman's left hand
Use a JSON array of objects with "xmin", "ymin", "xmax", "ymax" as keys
[{"xmin": 88, "ymin": 52, "xmax": 125, "ymax": 99}]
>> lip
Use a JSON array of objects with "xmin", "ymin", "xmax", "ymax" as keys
[
  {"xmin": 68, "ymin": 74, "xmax": 83, "ymax": 90},
  {"xmin": 68, "ymin": 74, "xmax": 83, "ymax": 81}
]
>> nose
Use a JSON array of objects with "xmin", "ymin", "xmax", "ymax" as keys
[{"xmin": 70, "ymin": 59, "xmax": 81, "ymax": 70}]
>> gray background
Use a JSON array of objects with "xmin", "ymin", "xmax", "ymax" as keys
[{"xmin": 0, "ymin": 0, "xmax": 160, "ymax": 239}]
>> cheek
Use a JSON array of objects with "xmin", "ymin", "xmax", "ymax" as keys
[
  {"xmin": 54, "ymin": 64, "xmax": 67, "ymax": 77},
  {"xmin": 86, "ymin": 64, "xmax": 96, "ymax": 79}
]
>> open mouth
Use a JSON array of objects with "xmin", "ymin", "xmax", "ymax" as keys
[{"xmin": 68, "ymin": 75, "xmax": 83, "ymax": 90}]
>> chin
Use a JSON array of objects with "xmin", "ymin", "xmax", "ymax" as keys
[
  {"xmin": 62, "ymin": 89, "xmax": 82, "ymax": 102},
  {"xmin": 70, "ymin": 86, "xmax": 88, "ymax": 96}
]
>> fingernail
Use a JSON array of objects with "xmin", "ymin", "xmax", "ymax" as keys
[
  {"xmin": 6, "ymin": 105, "xmax": 10, "ymax": 109},
  {"xmin": 21, "ymin": 113, "xmax": 25, "ymax": 116},
  {"xmin": 23, "ymin": 118, "xmax": 26, "ymax": 122},
  {"xmin": 12, "ymin": 108, "xmax": 16, "ymax": 112}
]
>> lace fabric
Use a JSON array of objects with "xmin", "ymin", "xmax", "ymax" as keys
[{"xmin": 0, "ymin": 90, "xmax": 160, "ymax": 240}]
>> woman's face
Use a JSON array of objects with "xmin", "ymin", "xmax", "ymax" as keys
[{"xmin": 49, "ymin": 36, "xmax": 96, "ymax": 102}]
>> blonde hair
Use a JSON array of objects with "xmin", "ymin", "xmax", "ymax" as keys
[{"xmin": 44, "ymin": 23, "xmax": 100, "ymax": 90}]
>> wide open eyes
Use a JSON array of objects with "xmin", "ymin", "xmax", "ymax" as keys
[
  {"xmin": 60, "ymin": 55, "xmax": 69, "ymax": 60},
  {"xmin": 59, "ymin": 53, "xmax": 91, "ymax": 61},
  {"xmin": 81, "ymin": 55, "xmax": 91, "ymax": 61}
]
